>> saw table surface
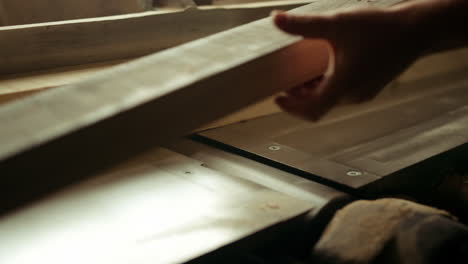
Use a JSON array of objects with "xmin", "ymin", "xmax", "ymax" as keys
[{"xmin": 0, "ymin": 144, "xmax": 341, "ymax": 264}]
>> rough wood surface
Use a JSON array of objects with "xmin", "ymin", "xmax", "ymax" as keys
[
  {"xmin": 0, "ymin": 0, "xmax": 151, "ymax": 26},
  {"xmin": 0, "ymin": 0, "xmax": 403, "ymax": 214},
  {"xmin": 0, "ymin": 61, "xmax": 123, "ymax": 97},
  {"xmin": 1, "ymin": 47, "xmax": 467, "ymax": 131},
  {"xmin": 0, "ymin": 0, "xmax": 311, "ymax": 74}
]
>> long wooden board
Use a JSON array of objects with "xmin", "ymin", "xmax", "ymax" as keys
[
  {"xmin": 0, "ymin": 0, "xmax": 151, "ymax": 26},
  {"xmin": 0, "ymin": 0, "xmax": 402, "ymax": 214},
  {"xmin": 1, "ymin": 47, "xmax": 467, "ymax": 127},
  {"xmin": 0, "ymin": 0, "xmax": 311, "ymax": 74}
]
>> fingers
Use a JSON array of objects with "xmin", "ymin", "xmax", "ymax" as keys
[
  {"xmin": 285, "ymin": 75, "xmax": 323, "ymax": 98},
  {"xmin": 273, "ymin": 11, "xmax": 332, "ymax": 39},
  {"xmin": 272, "ymin": 11, "xmax": 339, "ymax": 120},
  {"xmin": 276, "ymin": 75, "xmax": 341, "ymax": 121}
]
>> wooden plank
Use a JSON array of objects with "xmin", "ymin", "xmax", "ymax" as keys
[
  {"xmin": 2, "ymin": 47, "xmax": 467, "ymax": 129},
  {"xmin": 0, "ymin": 0, "xmax": 402, "ymax": 214},
  {"xmin": 0, "ymin": 61, "xmax": 123, "ymax": 98},
  {"xmin": 2, "ymin": 47, "xmax": 467, "ymax": 105},
  {"xmin": 0, "ymin": 0, "xmax": 150, "ymax": 26},
  {"xmin": 0, "ymin": 0, "xmax": 312, "ymax": 74},
  {"xmin": 0, "ymin": 1, "xmax": 7, "ymax": 26},
  {"xmin": 0, "ymin": 60, "xmax": 280, "ymax": 129}
]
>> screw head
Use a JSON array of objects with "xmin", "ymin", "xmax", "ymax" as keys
[
  {"xmin": 268, "ymin": 145, "xmax": 281, "ymax": 151},
  {"xmin": 347, "ymin": 170, "xmax": 362, "ymax": 177}
]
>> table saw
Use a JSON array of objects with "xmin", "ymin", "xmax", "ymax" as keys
[{"xmin": 0, "ymin": 0, "xmax": 467, "ymax": 263}]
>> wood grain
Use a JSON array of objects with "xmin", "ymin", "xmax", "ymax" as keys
[
  {"xmin": 0, "ymin": 0, "xmax": 403, "ymax": 214},
  {"xmin": 0, "ymin": 0, "xmax": 150, "ymax": 26},
  {"xmin": 0, "ymin": 0, "xmax": 311, "ymax": 74},
  {"xmin": 0, "ymin": 61, "xmax": 123, "ymax": 97},
  {"xmin": 2, "ymin": 47, "xmax": 467, "ymax": 128}
]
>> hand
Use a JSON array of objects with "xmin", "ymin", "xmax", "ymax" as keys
[{"xmin": 273, "ymin": 6, "xmax": 423, "ymax": 121}]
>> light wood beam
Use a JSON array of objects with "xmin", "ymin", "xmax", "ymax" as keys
[
  {"xmin": 0, "ymin": 0, "xmax": 312, "ymax": 74},
  {"xmin": 0, "ymin": 0, "xmax": 149, "ymax": 26}
]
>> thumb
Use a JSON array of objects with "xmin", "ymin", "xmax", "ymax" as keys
[{"xmin": 273, "ymin": 11, "xmax": 332, "ymax": 39}]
